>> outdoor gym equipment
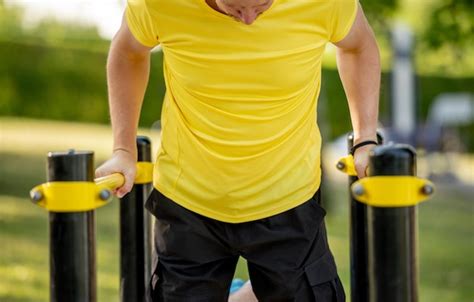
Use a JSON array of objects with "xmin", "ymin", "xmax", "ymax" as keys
[
  {"xmin": 29, "ymin": 134, "xmax": 435, "ymax": 302},
  {"xmin": 337, "ymin": 136, "xmax": 435, "ymax": 302},
  {"xmin": 337, "ymin": 132, "xmax": 383, "ymax": 302},
  {"xmin": 30, "ymin": 136, "xmax": 153, "ymax": 302}
]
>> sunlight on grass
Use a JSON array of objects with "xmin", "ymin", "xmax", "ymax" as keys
[
  {"xmin": 0, "ymin": 195, "xmax": 42, "ymax": 218},
  {"xmin": 0, "ymin": 195, "xmax": 49, "ymax": 302},
  {"xmin": 0, "ymin": 277, "xmax": 48, "ymax": 302},
  {"xmin": 0, "ymin": 117, "xmax": 161, "ymax": 161}
]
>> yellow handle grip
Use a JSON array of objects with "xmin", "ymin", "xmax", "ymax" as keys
[
  {"xmin": 95, "ymin": 173, "xmax": 125, "ymax": 191},
  {"xmin": 93, "ymin": 162, "xmax": 154, "ymax": 190}
]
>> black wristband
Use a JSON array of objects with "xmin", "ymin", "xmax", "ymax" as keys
[{"xmin": 350, "ymin": 140, "xmax": 378, "ymax": 155}]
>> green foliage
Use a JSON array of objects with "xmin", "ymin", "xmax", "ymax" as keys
[
  {"xmin": 418, "ymin": 0, "xmax": 474, "ymax": 74},
  {"xmin": 0, "ymin": 41, "xmax": 472, "ymax": 150},
  {"xmin": 423, "ymin": 0, "xmax": 473, "ymax": 54},
  {"xmin": 321, "ymin": 69, "xmax": 391, "ymax": 139},
  {"xmin": 0, "ymin": 41, "xmax": 165, "ymax": 127},
  {"xmin": 0, "ymin": 0, "xmax": 24, "ymax": 40},
  {"xmin": 360, "ymin": 0, "xmax": 399, "ymax": 33},
  {"xmin": 360, "ymin": 0, "xmax": 474, "ymax": 76},
  {"xmin": 27, "ymin": 19, "xmax": 109, "ymax": 52},
  {"xmin": 0, "ymin": 0, "xmax": 472, "ymax": 148},
  {"xmin": 0, "ymin": 41, "xmax": 109, "ymax": 122},
  {"xmin": 0, "ymin": 1, "xmax": 108, "ymax": 51}
]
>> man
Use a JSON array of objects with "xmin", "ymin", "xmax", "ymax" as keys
[{"xmin": 96, "ymin": 0, "xmax": 380, "ymax": 300}]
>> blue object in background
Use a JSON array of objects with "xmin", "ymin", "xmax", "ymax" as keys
[{"xmin": 230, "ymin": 279, "xmax": 246, "ymax": 294}]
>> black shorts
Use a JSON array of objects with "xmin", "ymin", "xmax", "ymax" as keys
[{"xmin": 145, "ymin": 189, "xmax": 345, "ymax": 302}]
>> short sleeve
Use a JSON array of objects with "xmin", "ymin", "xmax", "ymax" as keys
[
  {"xmin": 126, "ymin": 0, "xmax": 160, "ymax": 47},
  {"xmin": 329, "ymin": 0, "xmax": 358, "ymax": 43}
]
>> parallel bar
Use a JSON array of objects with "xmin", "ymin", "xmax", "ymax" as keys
[
  {"xmin": 348, "ymin": 132, "xmax": 383, "ymax": 302},
  {"xmin": 367, "ymin": 145, "xmax": 418, "ymax": 302},
  {"xmin": 120, "ymin": 136, "xmax": 153, "ymax": 302},
  {"xmin": 48, "ymin": 150, "xmax": 96, "ymax": 302},
  {"xmin": 347, "ymin": 133, "xmax": 368, "ymax": 302}
]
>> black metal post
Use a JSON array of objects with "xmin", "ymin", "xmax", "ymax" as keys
[
  {"xmin": 367, "ymin": 144, "xmax": 418, "ymax": 302},
  {"xmin": 48, "ymin": 150, "xmax": 97, "ymax": 302},
  {"xmin": 348, "ymin": 132, "xmax": 383, "ymax": 302},
  {"xmin": 120, "ymin": 136, "xmax": 153, "ymax": 302}
]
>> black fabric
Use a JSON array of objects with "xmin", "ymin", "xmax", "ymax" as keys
[
  {"xmin": 305, "ymin": 251, "xmax": 346, "ymax": 302},
  {"xmin": 145, "ymin": 189, "xmax": 345, "ymax": 302}
]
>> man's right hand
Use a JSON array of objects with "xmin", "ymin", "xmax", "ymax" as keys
[{"xmin": 95, "ymin": 149, "xmax": 137, "ymax": 198}]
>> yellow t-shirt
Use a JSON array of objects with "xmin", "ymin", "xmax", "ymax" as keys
[{"xmin": 126, "ymin": 0, "xmax": 357, "ymax": 223}]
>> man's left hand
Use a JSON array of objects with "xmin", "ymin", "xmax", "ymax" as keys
[{"xmin": 353, "ymin": 144, "xmax": 375, "ymax": 179}]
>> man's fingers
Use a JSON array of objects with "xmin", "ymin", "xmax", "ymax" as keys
[
  {"xmin": 116, "ymin": 170, "xmax": 136, "ymax": 198},
  {"xmin": 353, "ymin": 146, "xmax": 372, "ymax": 179},
  {"xmin": 356, "ymin": 167, "xmax": 364, "ymax": 179},
  {"xmin": 355, "ymin": 165, "xmax": 371, "ymax": 179},
  {"xmin": 354, "ymin": 162, "xmax": 369, "ymax": 179},
  {"xmin": 116, "ymin": 189, "xmax": 128, "ymax": 198},
  {"xmin": 94, "ymin": 153, "xmax": 137, "ymax": 198},
  {"xmin": 96, "ymin": 166, "xmax": 131, "ymax": 198},
  {"xmin": 95, "ymin": 167, "xmax": 106, "ymax": 178},
  {"xmin": 95, "ymin": 162, "xmax": 117, "ymax": 178}
]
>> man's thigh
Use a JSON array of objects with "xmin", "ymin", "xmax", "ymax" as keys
[
  {"xmin": 239, "ymin": 191, "xmax": 345, "ymax": 301},
  {"xmin": 146, "ymin": 189, "xmax": 239, "ymax": 302}
]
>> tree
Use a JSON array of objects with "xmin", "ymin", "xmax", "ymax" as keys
[
  {"xmin": 360, "ymin": 0, "xmax": 399, "ymax": 34},
  {"xmin": 0, "ymin": 0, "xmax": 25, "ymax": 41},
  {"xmin": 0, "ymin": 1, "xmax": 107, "ymax": 51},
  {"xmin": 423, "ymin": 0, "xmax": 474, "ymax": 61}
]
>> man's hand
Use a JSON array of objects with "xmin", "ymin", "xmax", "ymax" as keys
[
  {"xmin": 95, "ymin": 149, "xmax": 137, "ymax": 198},
  {"xmin": 353, "ymin": 144, "xmax": 375, "ymax": 179}
]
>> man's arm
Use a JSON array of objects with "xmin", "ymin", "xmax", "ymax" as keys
[
  {"xmin": 334, "ymin": 4, "xmax": 381, "ymax": 178},
  {"xmin": 95, "ymin": 14, "xmax": 154, "ymax": 197}
]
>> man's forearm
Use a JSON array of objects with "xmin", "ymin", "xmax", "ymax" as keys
[
  {"xmin": 336, "ymin": 31, "xmax": 380, "ymax": 143},
  {"xmin": 107, "ymin": 41, "xmax": 151, "ymax": 157}
]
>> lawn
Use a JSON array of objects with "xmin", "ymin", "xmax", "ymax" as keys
[{"xmin": 0, "ymin": 118, "xmax": 473, "ymax": 301}]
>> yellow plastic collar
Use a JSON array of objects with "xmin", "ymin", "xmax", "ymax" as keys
[
  {"xmin": 351, "ymin": 176, "xmax": 435, "ymax": 207},
  {"xmin": 135, "ymin": 162, "xmax": 154, "ymax": 184},
  {"xmin": 31, "ymin": 181, "xmax": 112, "ymax": 212},
  {"xmin": 30, "ymin": 161, "xmax": 154, "ymax": 212}
]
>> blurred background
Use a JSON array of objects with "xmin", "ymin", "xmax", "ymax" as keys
[{"xmin": 0, "ymin": 0, "xmax": 472, "ymax": 301}]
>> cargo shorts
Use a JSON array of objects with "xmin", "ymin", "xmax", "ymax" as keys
[{"xmin": 145, "ymin": 189, "xmax": 345, "ymax": 302}]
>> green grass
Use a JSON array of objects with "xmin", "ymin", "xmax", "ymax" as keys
[
  {"xmin": 0, "ymin": 119, "xmax": 473, "ymax": 301},
  {"xmin": 417, "ymin": 185, "xmax": 474, "ymax": 301},
  {"xmin": 1, "ymin": 153, "xmax": 472, "ymax": 301}
]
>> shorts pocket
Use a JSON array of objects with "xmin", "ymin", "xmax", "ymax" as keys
[
  {"xmin": 304, "ymin": 251, "xmax": 345, "ymax": 301},
  {"xmin": 148, "ymin": 260, "xmax": 161, "ymax": 301}
]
